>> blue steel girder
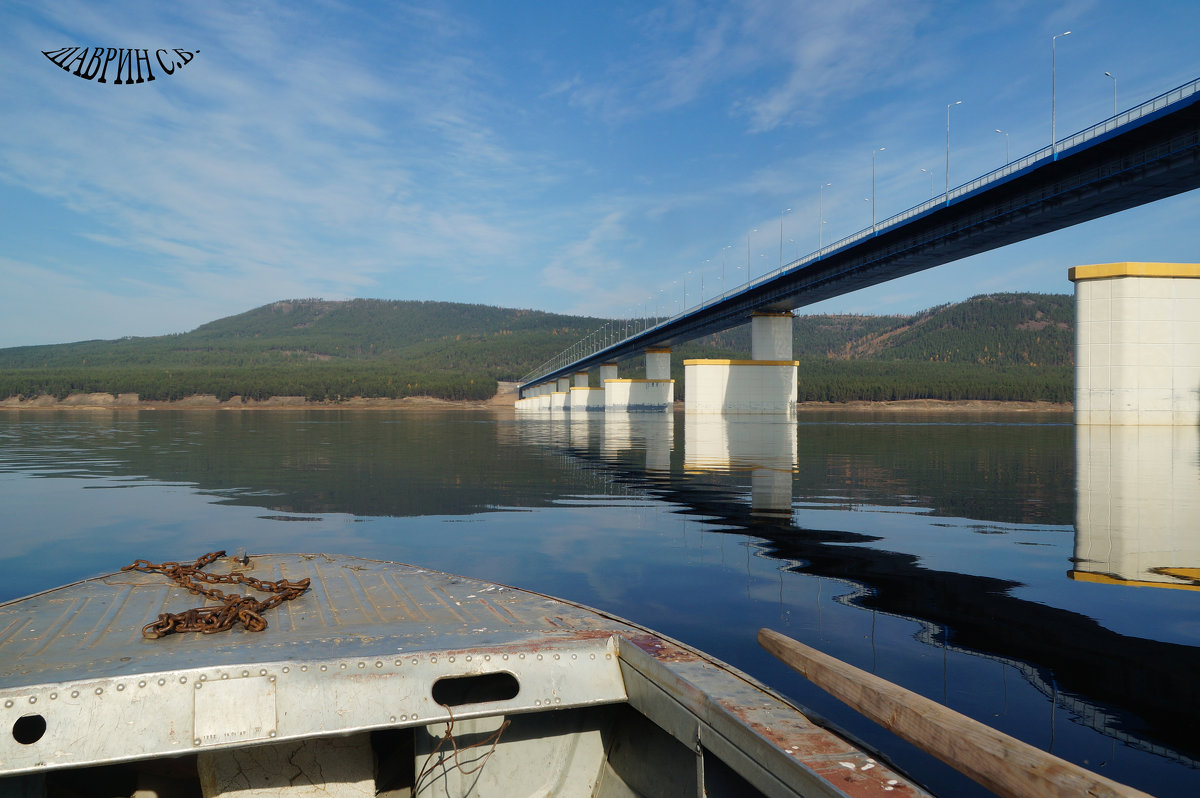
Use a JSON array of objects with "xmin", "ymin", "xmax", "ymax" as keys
[{"xmin": 524, "ymin": 86, "xmax": 1200, "ymax": 391}]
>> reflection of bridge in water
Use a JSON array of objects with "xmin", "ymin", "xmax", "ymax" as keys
[{"xmin": 532, "ymin": 413, "xmax": 1200, "ymax": 771}]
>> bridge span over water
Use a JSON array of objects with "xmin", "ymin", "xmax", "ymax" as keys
[{"xmin": 520, "ymin": 77, "xmax": 1200, "ymax": 402}]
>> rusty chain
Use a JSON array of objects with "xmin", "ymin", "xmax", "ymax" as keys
[{"xmin": 122, "ymin": 551, "xmax": 310, "ymax": 639}]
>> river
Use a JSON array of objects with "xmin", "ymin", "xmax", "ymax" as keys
[{"xmin": 0, "ymin": 408, "xmax": 1196, "ymax": 796}]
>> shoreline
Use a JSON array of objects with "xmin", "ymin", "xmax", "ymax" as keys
[
  {"xmin": 795, "ymin": 398, "xmax": 1071, "ymax": 413},
  {"xmin": 0, "ymin": 392, "xmax": 518, "ymax": 411},
  {"xmin": 0, "ymin": 392, "xmax": 1071, "ymax": 413}
]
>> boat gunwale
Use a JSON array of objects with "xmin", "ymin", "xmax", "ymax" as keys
[{"xmin": 0, "ymin": 553, "xmax": 931, "ymax": 796}]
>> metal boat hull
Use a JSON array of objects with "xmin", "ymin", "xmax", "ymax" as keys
[{"xmin": 0, "ymin": 553, "xmax": 924, "ymax": 797}]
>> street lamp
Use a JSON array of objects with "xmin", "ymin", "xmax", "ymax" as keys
[
  {"xmin": 720, "ymin": 244, "xmax": 731, "ymax": 294},
  {"xmin": 946, "ymin": 100, "xmax": 961, "ymax": 197},
  {"xmin": 995, "ymin": 129, "xmax": 1010, "ymax": 164},
  {"xmin": 779, "ymin": 208, "xmax": 791, "ymax": 269},
  {"xmin": 871, "ymin": 148, "xmax": 885, "ymax": 230},
  {"xmin": 818, "ymin": 182, "xmax": 831, "ymax": 249},
  {"xmin": 1052, "ymin": 31, "xmax": 1071, "ymax": 157},
  {"xmin": 1105, "ymin": 71, "xmax": 1117, "ymax": 116},
  {"xmin": 746, "ymin": 228, "xmax": 757, "ymax": 280},
  {"xmin": 920, "ymin": 168, "xmax": 933, "ymax": 198}
]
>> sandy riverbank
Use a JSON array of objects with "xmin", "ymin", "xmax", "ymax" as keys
[
  {"xmin": 0, "ymin": 384, "xmax": 524, "ymax": 411},
  {"xmin": 795, "ymin": 399, "xmax": 1071, "ymax": 413},
  {"xmin": 1, "ymin": 392, "xmax": 1069, "ymax": 413}
]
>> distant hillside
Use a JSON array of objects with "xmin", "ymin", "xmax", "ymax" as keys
[
  {"xmin": 0, "ymin": 293, "xmax": 1074, "ymax": 403},
  {"xmin": 682, "ymin": 293, "xmax": 1074, "ymax": 366},
  {"xmin": 0, "ymin": 299, "xmax": 600, "ymax": 373}
]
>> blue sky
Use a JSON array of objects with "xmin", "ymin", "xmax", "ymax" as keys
[{"xmin": 3, "ymin": 0, "xmax": 1200, "ymax": 348}]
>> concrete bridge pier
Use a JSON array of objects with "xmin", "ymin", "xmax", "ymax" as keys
[
  {"xmin": 605, "ymin": 349, "xmax": 674, "ymax": 412},
  {"xmin": 515, "ymin": 381, "xmax": 556, "ymax": 412},
  {"xmin": 684, "ymin": 312, "xmax": 799, "ymax": 414},
  {"xmin": 569, "ymin": 371, "xmax": 605, "ymax": 412},
  {"xmin": 1072, "ymin": 262, "xmax": 1200, "ymax": 425},
  {"xmin": 547, "ymin": 376, "xmax": 571, "ymax": 412}
]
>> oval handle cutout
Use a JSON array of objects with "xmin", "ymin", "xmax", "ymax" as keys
[
  {"xmin": 13, "ymin": 714, "xmax": 46, "ymax": 745},
  {"xmin": 432, "ymin": 672, "xmax": 520, "ymax": 707}
]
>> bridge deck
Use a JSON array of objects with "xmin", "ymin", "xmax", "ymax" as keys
[{"xmin": 524, "ymin": 77, "xmax": 1200, "ymax": 391}]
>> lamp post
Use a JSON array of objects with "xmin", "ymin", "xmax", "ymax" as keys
[
  {"xmin": 871, "ymin": 148, "xmax": 885, "ymax": 230},
  {"xmin": 920, "ymin": 168, "xmax": 933, "ymax": 199},
  {"xmin": 818, "ymin": 183, "xmax": 831, "ymax": 249},
  {"xmin": 1105, "ymin": 71, "xmax": 1117, "ymax": 116},
  {"xmin": 746, "ymin": 228, "xmax": 757, "ymax": 280},
  {"xmin": 946, "ymin": 101, "xmax": 961, "ymax": 197},
  {"xmin": 721, "ymin": 244, "xmax": 731, "ymax": 294},
  {"xmin": 778, "ymin": 208, "xmax": 791, "ymax": 269},
  {"xmin": 995, "ymin": 129, "xmax": 1010, "ymax": 164},
  {"xmin": 1052, "ymin": 31, "xmax": 1071, "ymax": 156}
]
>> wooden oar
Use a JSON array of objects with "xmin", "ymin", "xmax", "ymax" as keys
[{"xmin": 758, "ymin": 628, "xmax": 1152, "ymax": 798}]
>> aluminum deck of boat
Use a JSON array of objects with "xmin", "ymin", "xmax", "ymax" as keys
[{"xmin": 0, "ymin": 553, "xmax": 926, "ymax": 797}]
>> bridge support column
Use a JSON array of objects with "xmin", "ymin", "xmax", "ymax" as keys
[
  {"xmin": 515, "ymin": 382, "xmax": 550, "ymax": 412},
  {"xmin": 685, "ymin": 312, "xmax": 798, "ymax": 414},
  {"xmin": 548, "ymin": 377, "xmax": 571, "ymax": 412},
  {"xmin": 605, "ymin": 349, "xmax": 674, "ymax": 412},
  {"xmin": 569, "ymin": 371, "xmax": 605, "ymax": 412},
  {"xmin": 1071, "ymin": 263, "xmax": 1200, "ymax": 425},
  {"xmin": 646, "ymin": 348, "xmax": 671, "ymax": 380}
]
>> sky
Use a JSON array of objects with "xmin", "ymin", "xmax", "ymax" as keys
[{"xmin": 3, "ymin": 0, "xmax": 1200, "ymax": 349}]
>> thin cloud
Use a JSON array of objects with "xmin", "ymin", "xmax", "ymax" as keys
[
  {"xmin": 547, "ymin": 0, "xmax": 932, "ymax": 133},
  {"xmin": 3, "ymin": 0, "xmax": 574, "ymax": 332}
]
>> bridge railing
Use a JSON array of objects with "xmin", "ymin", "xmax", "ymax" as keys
[{"xmin": 522, "ymin": 76, "xmax": 1200, "ymax": 387}]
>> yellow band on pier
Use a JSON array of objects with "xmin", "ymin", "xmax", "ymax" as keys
[
  {"xmin": 1068, "ymin": 262, "xmax": 1200, "ymax": 281},
  {"xmin": 682, "ymin": 359, "xmax": 799, "ymax": 366}
]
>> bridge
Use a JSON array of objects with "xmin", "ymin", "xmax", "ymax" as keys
[{"xmin": 519, "ymin": 76, "xmax": 1200, "ymax": 410}]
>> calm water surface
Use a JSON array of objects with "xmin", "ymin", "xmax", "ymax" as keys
[{"xmin": 1, "ymin": 409, "xmax": 1197, "ymax": 797}]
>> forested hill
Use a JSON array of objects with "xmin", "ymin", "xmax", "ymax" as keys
[
  {"xmin": 0, "ymin": 293, "xmax": 1075, "ymax": 403},
  {"xmin": 0, "ymin": 299, "xmax": 594, "ymax": 372},
  {"xmin": 709, "ymin": 292, "xmax": 1074, "ymax": 367}
]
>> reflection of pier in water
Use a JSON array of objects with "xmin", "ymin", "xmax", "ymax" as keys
[
  {"xmin": 546, "ymin": 414, "xmax": 1200, "ymax": 770},
  {"xmin": 684, "ymin": 415, "xmax": 796, "ymax": 517},
  {"xmin": 1073, "ymin": 426, "xmax": 1200, "ymax": 591},
  {"xmin": 599, "ymin": 414, "xmax": 674, "ymax": 474}
]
